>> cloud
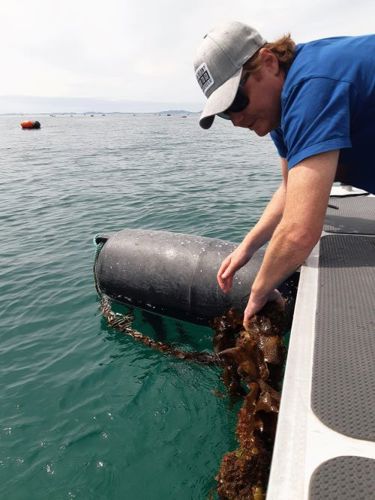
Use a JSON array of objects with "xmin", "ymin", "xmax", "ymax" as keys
[{"xmin": 0, "ymin": 0, "xmax": 374, "ymax": 110}]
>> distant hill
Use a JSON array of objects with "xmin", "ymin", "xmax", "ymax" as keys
[
  {"xmin": 157, "ymin": 110, "xmax": 198, "ymax": 115},
  {"xmin": 0, "ymin": 95, "xmax": 202, "ymax": 115}
]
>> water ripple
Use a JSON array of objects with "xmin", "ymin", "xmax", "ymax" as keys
[{"xmin": 0, "ymin": 113, "xmax": 280, "ymax": 499}]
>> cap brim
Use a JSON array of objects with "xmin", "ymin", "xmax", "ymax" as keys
[{"xmin": 199, "ymin": 67, "xmax": 243, "ymax": 129}]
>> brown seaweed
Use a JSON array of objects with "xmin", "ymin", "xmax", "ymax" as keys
[
  {"xmin": 214, "ymin": 303, "xmax": 287, "ymax": 500},
  {"xmin": 99, "ymin": 295, "xmax": 291, "ymax": 499}
]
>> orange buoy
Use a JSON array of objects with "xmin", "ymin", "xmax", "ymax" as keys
[{"xmin": 20, "ymin": 120, "xmax": 41, "ymax": 129}]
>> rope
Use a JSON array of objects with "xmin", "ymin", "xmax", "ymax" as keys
[{"xmin": 100, "ymin": 295, "xmax": 221, "ymax": 365}]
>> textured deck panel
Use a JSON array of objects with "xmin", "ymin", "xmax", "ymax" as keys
[
  {"xmin": 312, "ymin": 235, "xmax": 375, "ymax": 440},
  {"xmin": 309, "ymin": 456, "xmax": 375, "ymax": 500},
  {"xmin": 325, "ymin": 195, "xmax": 375, "ymax": 234}
]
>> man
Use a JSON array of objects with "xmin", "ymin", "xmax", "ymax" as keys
[{"xmin": 193, "ymin": 21, "xmax": 375, "ymax": 328}]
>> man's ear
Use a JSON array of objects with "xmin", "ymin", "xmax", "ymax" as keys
[{"xmin": 259, "ymin": 48, "xmax": 280, "ymax": 75}]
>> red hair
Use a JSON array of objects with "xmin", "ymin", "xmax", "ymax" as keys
[{"xmin": 244, "ymin": 34, "xmax": 296, "ymax": 74}]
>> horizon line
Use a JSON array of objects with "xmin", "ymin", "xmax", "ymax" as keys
[{"xmin": 0, "ymin": 95, "xmax": 203, "ymax": 115}]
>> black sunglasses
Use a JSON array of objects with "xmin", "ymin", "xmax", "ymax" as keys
[
  {"xmin": 227, "ymin": 86, "xmax": 249, "ymax": 113},
  {"xmin": 219, "ymin": 85, "xmax": 249, "ymax": 120},
  {"xmin": 219, "ymin": 70, "xmax": 251, "ymax": 119}
]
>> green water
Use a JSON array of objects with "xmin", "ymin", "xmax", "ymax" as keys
[{"xmin": 0, "ymin": 114, "xmax": 281, "ymax": 499}]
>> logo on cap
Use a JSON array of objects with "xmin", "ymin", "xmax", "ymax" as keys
[{"xmin": 195, "ymin": 63, "xmax": 214, "ymax": 95}]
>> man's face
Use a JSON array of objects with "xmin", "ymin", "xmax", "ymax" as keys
[{"xmin": 227, "ymin": 50, "xmax": 284, "ymax": 136}]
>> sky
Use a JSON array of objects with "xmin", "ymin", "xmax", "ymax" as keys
[{"xmin": 1, "ymin": 0, "xmax": 374, "ymax": 112}]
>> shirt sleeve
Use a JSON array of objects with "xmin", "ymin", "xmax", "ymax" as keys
[
  {"xmin": 270, "ymin": 127, "xmax": 287, "ymax": 158},
  {"xmin": 282, "ymin": 77, "xmax": 353, "ymax": 168}
]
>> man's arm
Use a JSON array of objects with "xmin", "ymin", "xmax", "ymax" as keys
[
  {"xmin": 217, "ymin": 159, "xmax": 288, "ymax": 292},
  {"xmin": 242, "ymin": 158, "xmax": 289, "ymax": 253},
  {"xmin": 243, "ymin": 150, "xmax": 339, "ymax": 326}
]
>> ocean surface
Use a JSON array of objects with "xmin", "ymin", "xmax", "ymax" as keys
[{"xmin": 0, "ymin": 113, "xmax": 281, "ymax": 500}]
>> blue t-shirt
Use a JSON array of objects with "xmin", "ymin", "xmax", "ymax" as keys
[{"xmin": 270, "ymin": 35, "xmax": 375, "ymax": 193}]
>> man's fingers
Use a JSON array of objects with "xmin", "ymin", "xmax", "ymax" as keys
[
  {"xmin": 243, "ymin": 295, "xmax": 264, "ymax": 329},
  {"xmin": 243, "ymin": 311, "xmax": 252, "ymax": 332},
  {"xmin": 221, "ymin": 267, "xmax": 232, "ymax": 279},
  {"xmin": 217, "ymin": 258, "xmax": 234, "ymax": 292},
  {"xmin": 269, "ymin": 289, "xmax": 286, "ymax": 310},
  {"xmin": 223, "ymin": 276, "xmax": 233, "ymax": 293},
  {"xmin": 217, "ymin": 274, "xmax": 233, "ymax": 293},
  {"xmin": 242, "ymin": 289, "xmax": 285, "ymax": 329},
  {"xmin": 217, "ymin": 255, "xmax": 231, "ymax": 274}
]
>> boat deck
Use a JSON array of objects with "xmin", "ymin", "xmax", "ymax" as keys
[{"xmin": 267, "ymin": 192, "xmax": 375, "ymax": 499}]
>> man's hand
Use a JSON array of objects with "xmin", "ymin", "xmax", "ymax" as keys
[
  {"xmin": 243, "ymin": 289, "xmax": 285, "ymax": 330},
  {"xmin": 217, "ymin": 244, "xmax": 253, "ymax": 293}
]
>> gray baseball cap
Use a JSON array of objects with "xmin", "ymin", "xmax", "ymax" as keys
[{"xmin": 193, "ymin": 21, "xmax": 266, "ymax": 129}]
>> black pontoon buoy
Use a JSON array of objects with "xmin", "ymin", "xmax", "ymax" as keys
[{"xmin": 94, "ymin": 229, "xmax": 297, "ymax": 324}]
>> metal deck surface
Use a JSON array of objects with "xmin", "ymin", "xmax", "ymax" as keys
[
  {"xmin": 309, "ymin": 456, "xmax": 375, "ymax": 500},
  {"xmin": 325, "ymin": 195, "xmax": 375, "ymax": 234},
  {"xmin": 312, "ymin": 235, "xmax": 375, "ymax": 441},
  {"xmin": 267, "ymin": 195, "xmax": 375, "ymax": 499}
]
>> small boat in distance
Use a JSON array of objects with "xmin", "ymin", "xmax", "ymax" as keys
[{"xmin": 20, "ymin": 120, "xmax": 41, "ymax": 130}]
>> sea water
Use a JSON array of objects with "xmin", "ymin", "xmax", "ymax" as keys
[{"xmin": 0, "ymin": 113, "xmax": 281, "ymax": 499}]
